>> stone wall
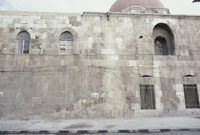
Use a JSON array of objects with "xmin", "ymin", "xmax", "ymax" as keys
[{"xmin": 0, "ymin": 11, "xmax": 200, "ymax": 119}]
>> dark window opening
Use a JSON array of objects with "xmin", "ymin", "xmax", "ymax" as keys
[
  {"xmin": 140, "ymin": 85, "xmax": 155, "ymax": 110},
  {"xmin": 17, "ymin": 31, "xmax": 30, "ymax": 54},
  {"xmin": 153, "ymin": 23, "xmax": 175, "ymax": 55},
  {"xmin": 184, "ymin": 75, "xmax": 195, "ymax": 77},
  {"xmin": 142, "ymin": 75, "xmax": 152, "ymax": 77},
  {"xmin": 60, "ymin": 31, "xmax": 74, "ymax": 54},
  {"xmin": 184, "ymin": 84, "xmax": 200, "ymax": 109},
  {"xmin": 155, "ymin": 37, "xmax": 167, "ymax": 55}
]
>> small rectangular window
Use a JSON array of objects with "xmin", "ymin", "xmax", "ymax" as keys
[
  {"xmin": 140, "ymin": 85, "xmax": 155, "ymax": 110},
  {"xmin": 184, "ymin": 84, "xmax": 200, "ymax": 109}
]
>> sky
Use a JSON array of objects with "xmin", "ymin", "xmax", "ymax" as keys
[{"xmin": 0, "ymin": 0, "xmax": 199, "ymax": 15}]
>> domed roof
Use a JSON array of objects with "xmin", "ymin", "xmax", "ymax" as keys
[{"xmin": 109, "ymin": 0, "xmax": 164, "ymax": 12}]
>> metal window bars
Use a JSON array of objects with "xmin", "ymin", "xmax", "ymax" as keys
[
  {"xmin": 140, "ymin": 85, "xmax": 156, "ymax": 110},
  {"xmin": 17, "ymin": 32, "xmax": 30, "ymax": 54},
  {"xmin": 60, "ymin": 32, "xmax": 74, "ymax": 54},
  {"xmin": 184, "ymin": 84, "xmax": 200, "ymax": 108}
]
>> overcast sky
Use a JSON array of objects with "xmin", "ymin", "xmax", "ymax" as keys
[{"xmin": 0, "ymin": 0, "xmax": 199, "ymax": 15}]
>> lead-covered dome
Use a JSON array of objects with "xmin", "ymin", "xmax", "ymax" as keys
[{"xmin": 109, "ymin": 0, "xmax": 164, "ymax": 12}]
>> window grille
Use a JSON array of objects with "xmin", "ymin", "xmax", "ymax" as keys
[
  {"xmin": 184, "ymin": 84, "xmax": 200, "ymax": 108},
  {"xmin": 60, "ymin": 32, "xmax": 73, "ymax": 54},
  {"xmin": 17, "ymin": 31, "xmax": 30, "ymax": 54},
  {"xmin": 140, "ymin": 85, "xmax": 155, "ymax": 109},
  {"xmin": 155, "ymin": 37, "xmax": 167, "ymax": 55}
]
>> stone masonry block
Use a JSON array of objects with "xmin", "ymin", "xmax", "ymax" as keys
[
  {"xmin": 94, "ymin": 27, "xmax": 101, "ymax": 32},
  {"xmin": 101, "ymin": 49, "xmax": 115, "ymax": 54}
]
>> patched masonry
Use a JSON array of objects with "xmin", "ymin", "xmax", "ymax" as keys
[{"xmin": 0, "ymin": 0, "xmax": 200, "ymax": 119}]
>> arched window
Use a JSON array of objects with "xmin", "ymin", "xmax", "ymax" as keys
[
  {"xmin": 153, "ymin": 23, "xmax": 175, "ymax": 55},
  {"xmin": 17, "ymin": 31, "xmax": 30, "ymax": 54},
  {"xmin": 60, "ymin": 31, "xmax": 73, "ymax": 54},
  {"xmin": 155, "ymin": 36, "xmax": 167, "ymax": 55}
]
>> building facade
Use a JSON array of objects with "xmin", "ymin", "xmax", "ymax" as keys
[{"xmin": 0, "ymin": 0, "xmax": 200, "ymax": 119}]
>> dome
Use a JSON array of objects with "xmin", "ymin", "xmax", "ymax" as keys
[{"xmin": 109, "ymin": 0, "xmax": 164, "ymax": 12}]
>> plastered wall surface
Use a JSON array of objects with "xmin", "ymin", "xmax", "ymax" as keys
[{"xmin": 0, "ymin": 11, "xmax": 200, "ymax": 119}]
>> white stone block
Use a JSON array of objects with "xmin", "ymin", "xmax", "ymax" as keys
[
  {"xmin": 21, "ymin": 19, "xmax": 28, "ymax": 23},
  {"xmin": 85, "ymin": 21, "xmax": 90, "ymax": 26},
  {"xmin": 111, "ymin": 55, "xmax": 118, "ymax": 60},
  {"xmin": 3, "ymin": 48, "xmax": 7, "ymax": 54},
  {"xmin": 116, "ymin": 27, "xmax": 122, "ymax": 32},
  {"xmin": 3, "ymin": 19, "xmax": 11, "ymax": 23},
  {"xmin": 68, "ymin": 24, "xmax": 72, "ymax": 27},
  {"xmin": 30, "ymin": 34, "xmax": 35, "ymax": 38},
  {"xmin": 146, "ymin": 18, "xmax": 149, "ymax": 23},
  {"xmin": 32, "ymin": 16, "xmax": 40, "ymax": 19},
  {"xmin": 116, "ymin": 38, "xmax": 123, "ymax": 44},
  {"xmin": 27, "ymin": 19, "xmax": 34, "ymax": 23},
  {"xmin": 123, "ymin": 17, "xmax": 131, "ymax": 22},
  {"xmin": 174, "ymin": 84, "xmax": 183, "ymax": 92},
  {"xmin": 42, "ymin": 24, "xmax": 47, "ymax": 28},
  {"xmin": 106, "ymin": 38, "xmax": 115, "ymax": 43},
  {"xmin": 153, "ymin": 68, "xmax": 159, "ymax": 73},
  {"xmin": 88, "ymin": 37, "xmax": 93, "ymax": 43},
  {"xmin": 52, "ymin": 20, "xmax": 58, "ymax": 24},
  {"xmin": 135, "ymin": 104, "xmax": 140, "ymax": 110},
  {"xmin": 198, "ymin": 84, "xmax": 200, "ymax": 97},
  {"xmin": 127, "ymin": 61, "xmax": 137, "ymax": 67},
  {"xmin": 94, "ymin": 27, "xmax": 101, "ymax": 32},
  {"xmin": 101, "ymin": 49, "xmax": 115, "ymax": 54},
  {"xmin": 77, "ymin": 16, "xmax": 81, "ymax": 21},
  {"xmin": 154, "ymin": 84, "xmax": 159, "ymax": 90},
  {"xmin": 123, "ymin": 22, "xmax": 133, "ymax": 27},
  {"xmin": 156, "ymin": 97, "xmax": 159, "ymax": 103},
  {"xmin": 108, "ymin": 91, "xmax": 114, "ymax": 97},
  {"xmin": 34, "ymin": 24, "xmax": 40, "ymax": 28},
  {"xmin": 107, "ymin": 60, "xmax": 116, "ymax": 67},
  {"xmin": 5, "ymin": 15, "xmax": 10, "ymax": 18},
  {"xmin": 61, "ymin": 60, "xmax": 65, "ymax": 66},
  {"xmin": 29, "ymin": 16, "xmax": 36, "ymax": 19},
  {"xmin": 28, "ymin": 23, "xmax": 34, "ymax": 27},
  {"xmin": 36, "ymin": 19, "xmax": 45, "ymax": 24},
  {"xmin": 88, "ymin": 43, "xmax": 92, "ymax": 49},
  {"xmin": 158, "ymin": 91, "xmax": 162, "ymax": 97},
  {"xmin": 58, "ymin": 24, "xmax": 65, "ymax": 28},
  {"xmin": 22, "ymin": 16, "xmax": 29, "ymax": 19},
  {"xmin": 116, "ymin": 38, "xmax": 125, "ymax": 49},
  {"xmin": 0, "ymin": 23, "xmax": 7, "ymax": 27},
  {"xmin": 65, "ymin": 20, "xmax": 69, "ymax": 24},
  {"xmin": 53, "ymin": 24, "xmax": 59, "ymax": 28},
  {"xmin": 72, "ymin": 27, "xmax": 78, "ymax": 32},
  {"xmin": 56, "ymin": 16, "xmax": 68, "ymax": 19},
  {"xmin": 93, "ymin": 17, "xmax": 101, "ymax": 21},
  {"xmin": 154, "ymin": 73, "xmax": 160, "ymax": 77},
  {"xmin": 43, "ymin": 33, "xmax": 46, "ymax": 39},
  {"xmin": 135, "ymin": 91, "xmax": 139, "ymax": 97}
]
